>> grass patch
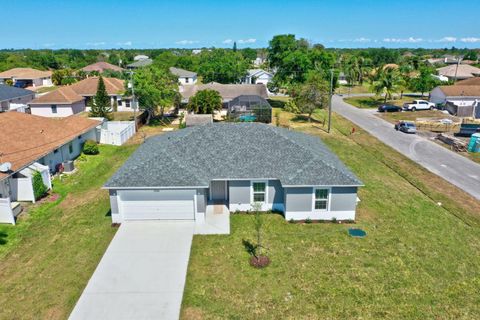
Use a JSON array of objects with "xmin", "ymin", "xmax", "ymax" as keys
[
  {"xmin": 335, "ymin": 83, "xmax": 371, "ymax": 94},
  {"xmin": 0, "ymin": 144, "xmax": 137, "ymax": 319},
  {"xmin": 182, "ymin": 109, "xmax": 480, "ymax": 319},
  {"xmin": 344, "ymin": 96, "xmax": 415, "ymax": 109}
]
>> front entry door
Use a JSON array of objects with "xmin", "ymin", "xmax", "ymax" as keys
[{"xmin": 210, "ymin": 181, "xmax": 227, "ymax": 201}]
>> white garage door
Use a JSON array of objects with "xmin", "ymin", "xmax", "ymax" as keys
[{"xmin": 119, "ymin": 189, "xmax": 195, "ymax": 220}]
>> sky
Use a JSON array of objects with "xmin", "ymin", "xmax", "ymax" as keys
[{"xmin": 2, "ymin": 0, "xmax": 480, "ymax": 49}]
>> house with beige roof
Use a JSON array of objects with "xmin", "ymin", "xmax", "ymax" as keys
[
  {"xmin": 430, "ymin": 85, "xmax": 480, "ymax": 118},
  {"xmin": 0, "ymin": 68, "xmax": 53, "ymax": 88},
  {"xmin": 28, "ymin": 77, "xmax": 134, "ymax": 117},
  {"xmin": 81, "ymin": 62, "xmax": 124, "ymax": 73},
  {"xmin": 437, "ymin": 64, "xmax": 480, "ymax": 81},
  {"xmin": 0, "ymin": 112, "xmax": 101, "ymax": 224},
  {"xmin": 29, "ymin": 86, "xmax": 85, "ymax": 117}
]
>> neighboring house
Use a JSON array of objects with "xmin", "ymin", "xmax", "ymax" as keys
[
  {"xmin": 437, "ymin": 65, "xmax": 480, "ymax": 81},
  {"xmin": 126, "ymin": 58, "xmax": 153, "ymax": 69},
  {"xmin": 338, "ymin": 72, "xmax": 348, "ymax": 85},
  {"xmin": 81, "ymin": 62, "xmax": 124, "ymax": 73},
  {"xmin": 169, "ymin": 67, "xmax": 197, "ymax": 85},
  {"xmin": 253, "ymin": 57, "xmax": 266, "ymax": 67},
  {"xmin": 242, "ymin": 69, "xmax": 273, "ymax": 86},
  {"xmin": 180, "ymin": 83, "xmax": 268, "ymax": 105},
  {"xmin": 430, "ymin": 85, "xmax": 480, "ymax": 118},
  {"xmin": 104, "ymin": 123, "xmax": 362, "ymax": 224},
  {"xmin": 0, "ymin": 84, "xmax": 35, "ymax": 112},
  {"xmin": 457, "ymin": 77, "xmax": 480, "ymax": 86},
  {"xmin": 0, "ymin": 112, "xmax": 101, "ymax": 224},
  {"xmin": 0, "ymin": 68, "xmax": 53, "ymax": 88},
  {"xmin": 29, "ymin": 86, "xmax": 85, "ymax": 117},
  {"xmin": 134, "ymin": 55, "xmax": 149, "ymax": 61},
  {"xmin": 29, "ymin": 77, "xmax": 134, "ymax": 116}
]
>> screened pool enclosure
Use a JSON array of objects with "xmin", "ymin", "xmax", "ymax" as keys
[{"xmin": 227, "ymin": 95, "xmax": 272, "ymax": 123}]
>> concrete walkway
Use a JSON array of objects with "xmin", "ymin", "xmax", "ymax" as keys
[
  {"xmin": 69, "ymin": 221, "xmax": 195, "ymax": 320},
  {"xmin": 333, "ymin": 95, "xmax": 480, "ymax": 200}
]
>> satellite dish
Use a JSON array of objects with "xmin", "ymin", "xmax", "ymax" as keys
[{"xmin": 0, "ymin": 162, "xmax": 12, "ymax": 173}]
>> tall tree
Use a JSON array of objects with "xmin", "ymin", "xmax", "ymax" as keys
[
  {"xmin": 233, "ymin": 41, "xmax": 237, "ymax": 52},
  {"xmin": 370, "ymin": 67, "xmax": 404, "ymax": 103},
  {"xmin": 131, "ymin": 66, "xmax": 180, "ymax": 123},
  {"xmin": 409, "ymin": 67, "xmax": 440, "ymax": 97},
  {"xmin": 89, "ymin": 76, "xmax": 113, "ymax": 119},
  {"xmin": 198, "ymin": 49, "xmax": 249, "ymax": 84},
  {"xmin": 187, "ymin": 89, "xmax": 222, "ymax": 114},
  {"xmin": 292, "ymin": 72, "xmax": 330, "ymax": 122}
]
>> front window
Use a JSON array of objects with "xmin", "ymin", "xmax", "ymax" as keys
[
  {"xmin": 125, "ymin": 100, "xmax": 131, "ymax": 108},
  {"xmin": 51, "ymin": 105, "xmax": 57, "ymax": 114},
  {"xmin": 252, "ymin": 182, "xmax": 266, "ymax": 203},
  {"xmin": 185, "ymin": 77, "xmax": 189, "ymax": 83},
  {"xmin": 314, "ymin": 189, "xmax": 329, "ymax": 210},
  {"xmin": 68, "ymin": 142, "xmax": 73, "ymax": 154}
]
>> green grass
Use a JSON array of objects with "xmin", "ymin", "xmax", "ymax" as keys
[
  {"xmin": 344, "ymin": 96, "xmax": 415, "ymax": 109},
  {"xmin": 0, "ymin": 144, "xmax": 137, "ymax": 319},
  {"xmin": 181, "ymin": 110, "xmax": 480, "ymax": 319},
  {"xmin": 335, "ymin": 83, "xmax": 371, "ymax": 94}
]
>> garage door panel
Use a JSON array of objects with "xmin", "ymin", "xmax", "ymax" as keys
[{"xmin": 119, "ymin": 190, "xmax": 195, "ymax": 220}]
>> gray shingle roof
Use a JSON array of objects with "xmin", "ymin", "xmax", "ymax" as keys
[
  {"xmin": 105, "ymin": 123, "xmax": 362, "ymax": 189},
  {"xmin": 127, "ymin": 58, "xmax": 153, "ymax": 68},
  {"xmin": 0, "ymin": 84, "xmax": 34, "ymax": 102},
  {"xmin": 169, "ymin": 67, "xmax": 197, "ymax": 78}
]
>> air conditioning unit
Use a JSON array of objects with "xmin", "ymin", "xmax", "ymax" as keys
[{"xmin": 63, "ymin": 160, "xmax": 75, "ymax": 172}]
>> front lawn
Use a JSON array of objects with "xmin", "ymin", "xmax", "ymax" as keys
[
  {"xmin": 0, "ymin": 144, "xmax": 137, "ymax": 319},
  {"xmin": 181, "ymin": 109, "xmax": 480, "ymax": 319},
  {"xmin": 344, "ymin": 96, "xmax": 416, "ymax": 109}
]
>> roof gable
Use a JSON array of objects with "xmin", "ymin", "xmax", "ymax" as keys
[{"xmin": 29, "ymin": 86, "xmax": 84, "ymax": 104}]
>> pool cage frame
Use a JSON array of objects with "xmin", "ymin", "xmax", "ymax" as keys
[{"xmin": 226, "ymin": 95, "xmax": 272, "ymax": 123}]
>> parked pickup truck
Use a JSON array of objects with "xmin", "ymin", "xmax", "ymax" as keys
[{"xmin": 403, "ymin": 100, "xmax": 435, "ymax": 111}]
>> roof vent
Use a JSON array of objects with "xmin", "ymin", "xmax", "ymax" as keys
[{"xmin": 0, "ymin": 162, "xmax": 12, "ymax": 173}]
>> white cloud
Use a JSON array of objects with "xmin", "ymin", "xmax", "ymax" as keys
[
  {"xmin": 86, "ymin": 41, "xmax": 106, "ymax": 46},
  {"xmin": 383, "ymin": 37, "xmax": 423, "ymax": 43},
  {"xmin": 436, "ymin": 36, "xmax": 457, "ymax": 43},
  {"xmin": 223, "ymin": 39, "xmax": 233, "ymax": 44},
  {"xmin": 117, "ymin": 41, "xmax": 132, "ymax": 46},
  {"xmin": 237, "ymin": 38, "xmax": 257, "ymax": 44},
  {"xmin": 353, "ymin": 37, "xmax": 371, "ymax": 43},
  {"xmin": 42, "ymin": 43, "xmax": 55, "ymax": 48},
  {"xmin": 175, "ymin": 40, "xmax": 199, "ymax": 45},
  {"xmin": 461, "ymin": 37, "xmax": 480, "ymax": 43}
]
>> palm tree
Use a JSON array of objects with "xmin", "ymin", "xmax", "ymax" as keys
[{"xmin": 370, "ymin": 67, "xmax": 404, "ymax": 103}]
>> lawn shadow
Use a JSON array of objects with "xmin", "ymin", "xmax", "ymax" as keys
[
  {"xmin": 105, "ymin": 209, "xmax": 112, "ymax": 217},
  {"xmin": 0, "ymin": 231, "xmax": 8, "ymax": 245}
]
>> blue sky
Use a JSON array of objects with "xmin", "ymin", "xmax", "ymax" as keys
[{"xmin": 2, "ymin": 0, "xmax": 480, "ymax": 49}]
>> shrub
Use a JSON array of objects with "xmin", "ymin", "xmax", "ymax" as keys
[
  {"xmin": 305, "ymin": 218, "xmax": 312, "ymax": 224},
  {"xmin": 83, "ymin": 140, "xmax": 99, "ymax": 155},
  {"xmin": 289, "ymin": 218, "xmax": 295, "ymax": 224},
  {"xmin": 32, "ymin": 171, "xmax": 48, "ymax": 200}
]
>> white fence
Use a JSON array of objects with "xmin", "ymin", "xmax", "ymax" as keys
[
  {"xmin": 99, "ymin": 121, "xmax": 136, "ymax": 146},
  {"xmin": 0, "ymin": 197, "xmax": 15, "ymax": 225}
]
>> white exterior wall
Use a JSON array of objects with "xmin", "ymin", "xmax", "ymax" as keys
[
  {"xmin": 0, "ymin": 197, "xmax": 15, "ymax": 225},
  {"xmin": 30, "ymin": 101, "xmax": 86, "ymax": 118},
  {"xmin": 10, "ymin": 177, "xmax": 35, "ymax": 202},
  {"xmin": 178, "ymin": 76, "xmax": 197, "ymax": 85}
]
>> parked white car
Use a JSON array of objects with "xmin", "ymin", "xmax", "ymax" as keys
[{"xmin": 403, "ymin": 100, "xmax": 436, "ymax": 111}]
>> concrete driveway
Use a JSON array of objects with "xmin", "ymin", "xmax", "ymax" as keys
[
  {"xmin": 69, "ymin": 221, "xmax": 194, "ymax": 320},
  {"xmin": 333, "ymin": 95, "xmax": 480, "ymax": 200}
]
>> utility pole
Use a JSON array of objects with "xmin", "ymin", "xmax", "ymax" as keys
[
  {"xmin": 453, "ymin": 55, "xmax": 463, "ymax": 83},
  {"xmin": 129, "ymin": 70, "xmax": 137, "ymax": 131},
  {"xmin": 328, "ymin": 69, "xmax": 334, "ymax": 133}
]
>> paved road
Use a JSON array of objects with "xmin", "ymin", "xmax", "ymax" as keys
[
  {"xmin": 333, "ymin": 95, "xmax": 480, "ymax": 200},
  {"xmin": 69, "ymin": 221, "xmax": 194, "ymax": 320}
]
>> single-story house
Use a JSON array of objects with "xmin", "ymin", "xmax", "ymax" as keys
[
  {"xmin": 437, "ymin": 65, "xmax": 480, "ymax": 81},
  {"xmin": 104, "ymin": 123, "xmax": 363, "ymax": 224},
  {"xmin": 81, "ymin": 62, "xmax": 124, "ymax": 73},
  {"xmin": 0, "ymin": 68, "xmax": 53, "ymax": 88},
  {"xmin": 0, "ymin": 84, "xmax": 35, "ymax": 112},
  {"xmin": 430, "ymin": 85, "xmax": 480, "ymax": 118},
  {"xmin": 0, "ymin": 112, "xmax": 101, "ymax": 224},
  {"xmin": 134, "ymin": 55, "xmax": 149, "ymax": 61},
  {"xmin": 169, "ymin": 67, "xmax": 197, "ymax": 85},
  {"xmin": 242, "ymin": 69, "xmax": 274, "ymax": 86},
  {"xmin": 29, "ymin": 77, "xmax": 134, "ymax": 116},
  {"xmin": 29, "ymin": 86, "xmax": 85, "ymax": 117},
  {"xmin": 338, "ymin": 72, "xmax": 348, "ymax": 85},
  {"xmin": 126, "ymin": 58, "xmax": 153, "ymax": 69},
  {"xmin": 180, "ymin": 82, "xmax": 268, "ymax": 105}
]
